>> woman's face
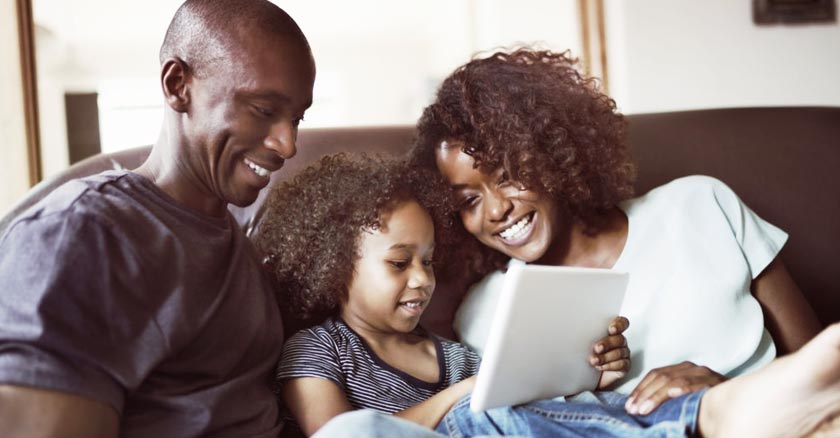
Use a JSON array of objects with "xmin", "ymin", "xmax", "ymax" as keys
[{"xmin": 434, "ymin": 141, "xmax": 562, "ymax": 263}]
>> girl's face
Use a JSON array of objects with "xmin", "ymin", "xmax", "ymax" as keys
[
  {"xmin": 341, "ymin": 200, "xmax": 436, "ymax": 335},
  {"xmin": 435, "ymin": 141, "xmax": 561, "ymax": 263}
]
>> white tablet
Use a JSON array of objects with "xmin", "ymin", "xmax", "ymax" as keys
[{"xmin": 470, "ymin": 264, "xmax": 628, "ymax": 412}]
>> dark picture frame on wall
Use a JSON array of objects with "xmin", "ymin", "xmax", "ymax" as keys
[{"xmin": 753, "ymin": 0, "xmax": 837, "ymax": 24}]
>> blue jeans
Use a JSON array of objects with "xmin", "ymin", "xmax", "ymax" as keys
[
  {"xmin": 313, "ymin": 389, "xmax": 705, "ymax": 438},
  {"xmin": 436, "ymin": 390, "xmax": 706, "ymax": 437}
]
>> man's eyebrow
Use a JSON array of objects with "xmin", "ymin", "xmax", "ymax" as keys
[
  {"xmin": 239, "ymin": 90, "xmax": 291, "ymax": 103},
  {"xmin": 239, "ymin": 91, "xmax": 312, "ymax": 112}
]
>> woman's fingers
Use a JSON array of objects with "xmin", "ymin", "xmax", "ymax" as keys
[{"xmin": 625, "ymin": 362, "xmax": 727, "ymax": 416}]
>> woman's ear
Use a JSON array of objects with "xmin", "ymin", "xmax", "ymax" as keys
[{"xmin": 160, "ymin": 57, "xmax": 190, "ymax": 113}]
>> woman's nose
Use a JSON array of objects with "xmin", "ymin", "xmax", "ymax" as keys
[{"xmin": 486, "ymin": 190, "xmax": 513, "ymax": 222}]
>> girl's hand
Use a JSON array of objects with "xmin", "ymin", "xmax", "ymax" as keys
[
  {"xmin": 593, "ymin": 316, "xmax": 631, "ymax": 389},
  {"xmin": 624, "ymin": 361, "xmax": 727, "ymax": 415}
]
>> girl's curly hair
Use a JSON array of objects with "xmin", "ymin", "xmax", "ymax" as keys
[
  {"xmin": 410, "ymin": 48, "xmax": 636, "ymax": 277},
  {"xmin": 254, "ymin": 153, "xmax": 456, "ymax": 332}
]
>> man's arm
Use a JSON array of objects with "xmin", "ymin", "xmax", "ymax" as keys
[{"xmin": 0, "ymin": 384, "xmax": 119, "ymax": 437}]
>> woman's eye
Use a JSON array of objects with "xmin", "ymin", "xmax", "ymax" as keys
[
  {"xmin": 458, "ymin": 196, "xmax": 478, "ymax": 210},
  {"xmin": 388, "ymin": 260, "xmax": 409, "ymax": 270}
]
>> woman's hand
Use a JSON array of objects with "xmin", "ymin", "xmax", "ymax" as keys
[
  {"xmin": 593, "ymin": 316, "xmax": 631, "ymax": 389},
  {"xmin": 624, "ymin": 361, "xmax": 727, "ymax": 415}
]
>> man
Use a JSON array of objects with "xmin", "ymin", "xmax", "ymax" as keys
[{"xmin": 0, "ymin": 0, "xmax": 314, "ymax": 436}]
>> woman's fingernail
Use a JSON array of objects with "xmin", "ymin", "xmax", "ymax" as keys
[
  {"xmin": 639, "ymin": 400, "xmax": 654, "ymax": 415},
  {"xmin": 595, "ymin": 344, "xmax": 604, "ymax": 353}
]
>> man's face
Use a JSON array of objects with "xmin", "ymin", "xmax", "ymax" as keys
[{"xmin": 186, "ymin": 34, "xmax": 316, "ymax": 210}]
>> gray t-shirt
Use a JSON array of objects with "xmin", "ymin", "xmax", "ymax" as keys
[{"xmin": 0, "ymin": 170, "xmax": 283, "ymax": 437}]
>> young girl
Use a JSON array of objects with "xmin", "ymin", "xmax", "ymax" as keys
[{"xmin": 254, "ymin": 154, "xmax": 730, "ymax": 438}]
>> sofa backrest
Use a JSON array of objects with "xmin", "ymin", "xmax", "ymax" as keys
[
  {"xmin": 627, "ymin": 107, "xmax": 840, "ymax": 328},
  {"xmin": 2, "ymin": 107, "xmax": 838, "ymax": 333}
]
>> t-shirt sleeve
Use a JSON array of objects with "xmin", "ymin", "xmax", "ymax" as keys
[
  {"xmin": 0, "ymin": 213, "xmax": 167, "ymax": 412},
  {"xmin": 708, "ymin": 177, "xmax": 788, "ymax": 279},
  {"xmin": 276, "ymin": 327, "xmax": 345, "ymax": 391},
  {"xmin": 439, "ymin": 337, "xmax": 481, "ymax": 386}
]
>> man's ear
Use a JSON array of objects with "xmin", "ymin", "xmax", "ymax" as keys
[{"xmin": 161, "ymin": 57, "xmax": 191, "ymax": 113}]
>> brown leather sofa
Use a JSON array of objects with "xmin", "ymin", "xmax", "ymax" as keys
[{"xmin": 2, "ymin": 107, "xmax": 838, "ymax": 337}]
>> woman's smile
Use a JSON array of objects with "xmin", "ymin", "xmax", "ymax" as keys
[{"xmin": 496, "ymin": 211, "xmax": 537, "ymax": 244}]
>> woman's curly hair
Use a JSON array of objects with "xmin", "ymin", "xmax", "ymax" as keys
[
  {"xmin": 410, "ymin": 48, "xmax": 636, "ymax": 277},
  {"xmin": 254, "ymin": 153, "xmax": 457, "ymax": 332}
]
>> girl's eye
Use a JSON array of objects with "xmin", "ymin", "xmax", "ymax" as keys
[
  {"xmin": 388, "ymin": 260, "xmax": 409, "ymax": 270},
  {"xmin": 422, "ymin": 259, "xmax": 434, "ymax": 267}
]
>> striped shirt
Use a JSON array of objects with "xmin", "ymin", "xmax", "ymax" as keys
[{"xmin": 276, "ymin": 317, "xmax": 481, "ymax": 414}]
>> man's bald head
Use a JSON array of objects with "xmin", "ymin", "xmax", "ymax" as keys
[{"xmin": 160, "ymin": 0, "xmax": 310, "ymax": 77}]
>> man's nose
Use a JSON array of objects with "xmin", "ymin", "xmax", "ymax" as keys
[{"xmin": 264, "ymin": 120, "xmax": 298, "ymax": 159}]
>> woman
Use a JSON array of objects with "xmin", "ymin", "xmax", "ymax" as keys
[{"xmin": 410, "ymin": 48, "xmax": 822, "ymax": 415}]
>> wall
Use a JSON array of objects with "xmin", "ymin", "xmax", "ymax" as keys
[
  {"xmin": 0, "ymin": 0, "xmax": 31, "ymax": 217},
  {"xmin": 31, "ymin": 0, "xmax": 581, "ymax": 181},
  {"xmin": 604, "ymin": 0, "xmax": 840, "ymax": 114},
  {"xmin": 33, "ymin": 0, "xmax": 178, "ymax": 179}
]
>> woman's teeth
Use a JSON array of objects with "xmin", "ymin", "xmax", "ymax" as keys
[
  {"xmin": 499, "ymin": 214, "xmax": 533, "ymax": 241},
  {"xmin": 245, "ymin": 159, "xmax": 270, "ymax": 178}
]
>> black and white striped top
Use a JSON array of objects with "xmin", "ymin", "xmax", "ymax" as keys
[{"xmin": 276, "ymin": 317, "xmax": 481, "ymax": 414}]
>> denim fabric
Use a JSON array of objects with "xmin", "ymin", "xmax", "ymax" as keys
[
  {"xmin": 313, "ymin": 410, "xmax": 445, "ymax": 438},
  {"xmin": 436, "ymin": 389, "xmax": 707, "ymax": 438},
  {"xmin": 313, "ymin": 390, "xmax": 705, "ymax": 438}
]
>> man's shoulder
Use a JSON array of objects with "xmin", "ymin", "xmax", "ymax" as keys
[
  {"xmin": 15, "ymin": 171, "xmax": 145, "ymax": 226},
  {"xmin": 0, "ymin": 170, "xmax": 173, "ymax": 255}
]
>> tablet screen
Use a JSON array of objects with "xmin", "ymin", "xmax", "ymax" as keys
[{"xmin": 470, "ymin": 264, "xmax": 628, "ymax": 412}]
